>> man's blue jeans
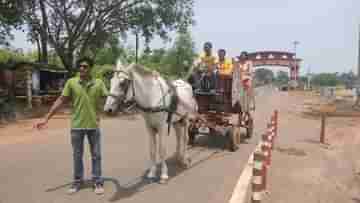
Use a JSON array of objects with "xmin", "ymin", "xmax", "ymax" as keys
[{"xmin": 70, "ymin": 129, "xmax": 103, "ymax": 184}]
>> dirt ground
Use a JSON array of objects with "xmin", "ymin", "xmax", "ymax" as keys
[
  {"xmin": 0, "ymin": 114, "xmax": 69, "ymax": 145},
  {"xmin": 264, "ymin": 90, "xmax": 360, "ymax": 203},
  {"xmin": 0, "ymin": 103, "xmax": 128, "ymax": 145}
]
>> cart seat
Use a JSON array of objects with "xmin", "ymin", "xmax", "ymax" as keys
[{"xmin": 194, "ymin": 89, "xmax": 219, "ymax": 96}]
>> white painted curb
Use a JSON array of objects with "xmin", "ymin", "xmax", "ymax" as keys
[{"xmin": 228, "ymin": 143, "xmax": 262, "ymax": 203}]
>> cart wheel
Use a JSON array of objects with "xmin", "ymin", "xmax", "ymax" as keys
[
  {"xmin": 207, "ymin": 127, "xmax": 217, "ymax": 146},
  {"xmin": 246, "ymin": 117, "xmax": 254, "ymax": 139},
  {"xmin": 188, "ymin": 125, "xmax": 197, "ymax": 146},
  {"xmin": 227, "ymin": 127, "xmax": 238, "ymax": 152}
]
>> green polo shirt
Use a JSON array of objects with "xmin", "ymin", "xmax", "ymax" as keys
[{"xmin": 61, "ymin": 77, "xmax": 109, "ymax": 129}]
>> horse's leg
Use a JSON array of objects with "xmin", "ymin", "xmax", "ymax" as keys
[
  {"xmin": 174, "ymin": 123, "xmax": 181, "ymax": 162},
  {"xmin": 158, "ymin": 123, "xmax": 169, "ymax": 183},
  {"xmin": 174, "ymin": 120, "xmax": 191, "ymax": 168},
  {"xmin": 180, "ymin": 119, "xmax": 191, "ymax": 168},
  {"xmin": 145, "ymin": 123, "xmax": 158, "ymax": 179}
]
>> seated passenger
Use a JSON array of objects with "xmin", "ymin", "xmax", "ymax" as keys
[
  {"xmin": 238, "ymin": 51, "xmax": 255, "ymax": 112},
  {"xmin": 188, "ymin": 66, "xmax": 203, "ymax": 90},
  {"xmin": 216, "ymin": 49, "xmax": 233, "ymax": 75},
  {"xmin": 189, "ymin": 41, "xmax": 217, "ymax": 93},
  {"xmin": 200, "ymin": 64, "xmax": 217, "ymax": 93}
]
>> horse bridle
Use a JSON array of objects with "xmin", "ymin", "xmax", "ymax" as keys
[
  {"xmin": 108, "ymin": 69, "xmax": 208, "ymax": 135},
  {"xmin": 108, "ymin": 70, "xmax": 135, "ymax": 104},
  {"xmin": 109, "ymin": 69, "xmax": 175, "ymax": 113}
]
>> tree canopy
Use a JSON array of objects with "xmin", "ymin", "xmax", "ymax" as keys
[
  {"xmin": 161, "ymin": 31, "xmax": 197, "ymax": 77},
  {"xmin": 139, "ymin": 31, "xmax": 197, "ymax": 78},
  {"xmin": 311, "ymin": 73, "xmax": 340, "ymax": 87},
  {"xmin": 0, "ymin": 0, "xmax": 24, "ymax": 45},
  {"xmin": 254, "ymin": 68, "xmax": 274, "ymax": 84},
  {"xmin": 23, "ymin": 0, "xmax": 195, "ymax": 73},
  {"xmin": 275, "ymin": 70, "xmax": 289, "ymax": 84}
]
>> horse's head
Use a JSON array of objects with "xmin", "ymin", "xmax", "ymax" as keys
[{"xmin": 104, "ymin": 59, "xmax": 134, "ymax": 113}]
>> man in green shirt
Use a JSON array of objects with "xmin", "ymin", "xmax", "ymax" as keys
[{"xmin": 34, "ymin": 57, "xmax": 108, "ymax": 195}]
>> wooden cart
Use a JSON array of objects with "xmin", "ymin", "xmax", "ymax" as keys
[{"xmin": 188, "ymin": 73, "xmax": 254, "ymax": 152}]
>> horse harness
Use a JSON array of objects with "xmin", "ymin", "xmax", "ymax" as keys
[{"xmin": 110, "ymin": 70, "xmax": 183, "ymax": 135}]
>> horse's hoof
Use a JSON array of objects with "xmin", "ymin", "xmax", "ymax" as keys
[
  {"xmin": 184, "ymin": 158, "xmax": 191, "ymax": 168},
  {"xmin": 146, "ymin": 166, "xmax": 157, "ymax": 179},
  {"xmin": 178, "ymin": 158, "xmax": 191, "ymax": 169},
  {"xmin": 159, "ymin": 175, "xmax": 169, "ymax": 184},
  {"xmin": 159, "ymin": 178, "xmax": 168, "ymax": 184}
]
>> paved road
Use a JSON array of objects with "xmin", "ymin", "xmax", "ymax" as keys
[{"xmin": 0, "ymin": 86, "xmax": 277, "ymax": 203}]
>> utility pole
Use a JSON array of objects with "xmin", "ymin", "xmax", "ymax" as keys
[
  {"xmin": 135, "ymin": 31, "xmax": 139, "ymax": 64},
  {"xmin": 293, "ymin": 41, "xmax": 299, "ymax": 59},
  {"xmin": 293, "ymin": 41, "xmax": 300, "ymax": 81},
  {"xmin": 289, "ymin": 40, "xmax": 300, "ymax": 89}
]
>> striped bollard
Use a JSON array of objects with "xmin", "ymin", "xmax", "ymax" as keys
[
  {"xmin": 274, "ymin": 110, "xmax": 278, "ymax": 137},
  {"xmin": 268, "ymin": 122, "xmax": 275, "ymax": 150},
  {"xmin": 252, "ymin": 151, "xmax": 265, "ymax": 203},
  {"xmin": 262, "ymin": 132, "xmax": 272, "ymax": 166},
  {"xmin": 261, "ymin": 135, "xmax": 271, "ymax": 190},
  {"xmin": 270, "ymin": 116, "xmax": 275, "ymax": 132}
]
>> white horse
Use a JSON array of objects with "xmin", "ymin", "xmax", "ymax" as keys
[{"xmin": 104, "ymin": 59, "xmax": 198, "ymax": 183}]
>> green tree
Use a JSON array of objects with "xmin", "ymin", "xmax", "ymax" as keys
[
  {"xmin": 23, "ymin": 0, "xmax": 195, "ymax": 73},
  {"xmin": 255, "ymin": 68, "xmax": 274, "ymax": 84},
  {"xmin": 275, "ymin": 70, "xmax": 289, "ymax": 84},
  {"xmin": 139, "ymin": 48, "xmax": 167, "ymax": 67},
  {"xmin": 24, "ymin": 0, "xmax": 51, "ymax": 63},
  {"xmin": 311, "ymin": 73, "xmax": 340, "ymax": 87},
  {"xmin": 337, "ymin": 71, "xmax": 356, "ymax": 89},
  {"xmin": 0, "ymin": 0, "xmax": 24, "ymax": 45},
  {"xmin": 0, "ymin": 49, "xmax": 28, "ymax": 66},
  {"xmin": 94, "ymin": 35, "xmax": 127, "ymax": 65},
  {"xmin": 137, "ymin": 31, "xmax": 196, "ymax": 78},
  {"xmin": 162, "ymin": 31, "xmax": 197, "ymax": 77}
]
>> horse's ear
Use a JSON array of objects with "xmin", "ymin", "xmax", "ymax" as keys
[
  {"xmin": 152, "ymin": 70, "xmax": 160, "ymax": 77},
  {"xmin": 116, "ymin": 58, "xmax": 125, "ymax": 70},
  {"xmin": 126, "ymin": 62, "xmax": 137, "ymax": 71}
]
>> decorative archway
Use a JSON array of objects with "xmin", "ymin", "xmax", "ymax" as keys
[{"xmin": 237, "ymin": 51, "xmax": 302, "ymax": 81}]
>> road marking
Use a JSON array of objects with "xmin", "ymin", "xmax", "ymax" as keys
[
  {"xmin": 228, "ymin": 86, "xmax": 272, "ymax": 203},
  {"xmin": 228, "ymin": 143, "xmax": 262, "ymax": 203}
]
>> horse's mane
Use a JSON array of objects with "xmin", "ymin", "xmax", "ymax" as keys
[
  {"xmin": 128, "ymin": 63, "xmax": 159, "ymax": 78},
  {"xmin": 115, "ymin": 57, "xmax": 160, "ymax": 78}
]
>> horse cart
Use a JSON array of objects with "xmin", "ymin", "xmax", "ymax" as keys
[{"xmin": 188, "ymin": 71, "xmax": 255, "ymax": 152}]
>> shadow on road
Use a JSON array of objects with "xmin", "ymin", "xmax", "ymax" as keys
[
  {"xmin": 105, "ymin": 175, "xmax": 156, "ymax": 202},
  {"xmin": 352, "ymin": 198, "xmax": 360, "ymax": 203},
  {"xmin": 44, "ymin": 146, "xmax": 229, "ymax": 202},
  {"xmin": 192, "ymin": 133, "xmax": 250, "ymax": 150},
  {"xmin": 107, "ymin": 149, "xmax": 228, "ymax": 202},
  {"xmin": 44, "ymin": 175, "xmax": 155, "ymax": 202},
  {"xmin": 301, "ymin": 138, "xmax": 322, "ymax": 145},
  {"xmin": 45, "ymin": 182, "xmax": 73, "ymax": 193}
]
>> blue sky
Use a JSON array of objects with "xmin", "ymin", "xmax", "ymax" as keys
[{"xmin": 10, "ymin": 0, "xmax": 360, "ymax": 75}]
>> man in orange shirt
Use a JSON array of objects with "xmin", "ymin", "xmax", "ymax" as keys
[{"xmin": 216, "ymin": 49, "xmax": 233, "ymax": 75}]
